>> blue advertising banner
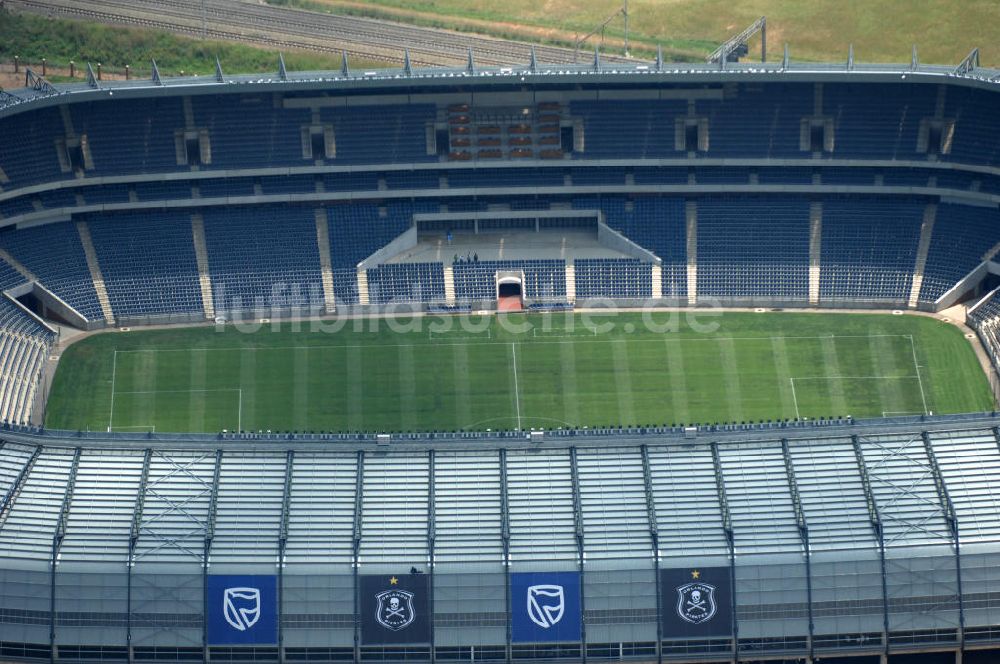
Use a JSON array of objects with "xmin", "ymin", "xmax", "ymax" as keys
[
  {"xmin": 660, "ymin": 567, "xmax": 733, "ymax": 639},
  {"xmin": 206, "ymin": 575, "xmax": 278, "ymax": 645},
  {"xmin": 510, "ymin": 571, "xmax": 582, "ymax": 643}
]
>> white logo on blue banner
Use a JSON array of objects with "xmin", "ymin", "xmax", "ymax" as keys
[
  {"xmin": 511, "ymin": 572, "xmax": 581, "ymax": 643},
  {"xmin": 207, "ymin": 575, "xmax": 277, "ymax": 645},
  {"xmin": 526, "ymin": 585, "xmax": 565, "ymax": 628},
  {"xmin": 223, "ymin": 587, "xmax": 262, "ymax": 631}
]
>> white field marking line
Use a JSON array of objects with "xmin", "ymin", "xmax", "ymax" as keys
[
  {"xmin": 238, "ymin": 388, "xmax": 242, "ymax": 432},
  {"xmin": 114, "ymin": 388, "xmax": 243, "ymax": 394},
  {"xmin": 112, "ymin": 334, "xmax": 915, "ymax": 354},
  {"xmin": 790, "ymin": 375, "xmax": 921, "ymax": 380},
  {"xmin": 531, "ymin": 327, "xmax": 601, "ymax": 338},
  {"xmin": 883, "ymin": 411, "xmax": 925, "ymax": 417},
  {"xmin": 111, "ymin": 424, "xmax": 156, "ymax": 433},
  {"xmin": 789, "ymin": 378, "xmax": 800, "ymax": 420},
  {"xmin": 909, "ymin": 334, "xmax": 930, "ymax": 415},
  {"xmin": 429, "ymin": 328, "xmax": 491, "ymax": 340},
  {"xmin": 108, "ymin": 349, "xmax": 117, "ymax": 433},
  {"xmin": 511, "ymin": 342, "xmax": 521, "ymax": 430}
]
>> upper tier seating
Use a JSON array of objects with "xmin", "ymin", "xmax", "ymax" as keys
[
  {"xmin": 823, "ymin": 84, "xmax": 935, "ymax": 160},
  {"xmin": 71, "ymin": 97, "xmax": 184, "ymax": 177},
  {"xmin": 192, "ymin": 95, "xmax": 308, "ymax": 170}
]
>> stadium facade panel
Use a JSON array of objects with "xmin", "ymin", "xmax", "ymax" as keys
[{"xmin": 1, "ymin": 417, "xmax": 1000, "ymax": 662}]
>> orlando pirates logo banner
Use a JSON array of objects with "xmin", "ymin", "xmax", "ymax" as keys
[
  {"xmin": 510, "ymin": 571, "xmax": 581, "ymax": 643},
  {"xmin": 660, "ymin": 567, "xmax": 732, "ymax": 638},
  {"xmin": 206, "ymin": 575, "xmax": 278, "ymax": 645},
  {"xmin": 360, "ymin": 574, "xmax": 430, "ymax": 645}
]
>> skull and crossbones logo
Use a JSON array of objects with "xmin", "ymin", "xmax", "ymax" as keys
[
  {"xmin": 375, "ymin": 589, "xmax": 415, "ymax": 630},
  {"xmin": 686, "ymin": 589, "xmax": 707, "ymax": 613},
  {"xmin": 385, "ymin": 597, "xmax": 405, "ymax": 619},
  {"xmin": 676, "ymin": 582, "xmax": 717, "ymax": 624}
]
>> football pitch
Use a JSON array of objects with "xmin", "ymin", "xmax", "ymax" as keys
[{"xmin": 45, "ymin": 312, "xmax": 995, "ymax": 434}]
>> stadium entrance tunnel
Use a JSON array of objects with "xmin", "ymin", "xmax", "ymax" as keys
[
  {"xmin": 497, "ymin": 275, "xmax": 523, "ymax": 312},
  {"xmin": 7, "ymin": 282, "xmax": 88, "ymax": 330}
]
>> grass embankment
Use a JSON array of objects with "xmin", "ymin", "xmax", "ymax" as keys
[
  {"xmin": 268, "ymin": 0, "xmax": 999, "ymax": 66},
  {"xmin": 0, "ymin": 9, "xmax": 382, "ymax": 81}
]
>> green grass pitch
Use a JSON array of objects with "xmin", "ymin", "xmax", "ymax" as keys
[{"xmin": 44, "ymin": 312, "xmax": 995, "ymax": 434}]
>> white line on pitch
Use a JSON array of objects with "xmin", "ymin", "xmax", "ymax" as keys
[
  {"xmin": 112, "ymin": 333, "xmax": 915, "ymax": 354},
  {"xmin": 511, "ymin": 342, "xmax": 521, "ymax": 430},
  {"xmin": 108, "ymin": 350, "xmax": 117, "ymax": 433},
  {"xmin": 909, "ymin": 335, "xmax": 930, "ymax": 415},
  {"xmin": 789, "ymin": 378, "xmax": 800, "ymax": 419},
  {"xmin": 113, "ymin": 388, "xmax": 243, "ymax": 394},
  {"xmin": 790, "ymin": 375, "xmax": 921, "ymax": 380}
]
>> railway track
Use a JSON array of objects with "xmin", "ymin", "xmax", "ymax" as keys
[{"xmin": 8, "ymin": 0, "xmax": 638, "ymax": 70}]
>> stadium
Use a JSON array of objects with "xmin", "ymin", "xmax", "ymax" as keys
[{"xmin": 3, "ymin": 28, "xmax": 1000, "ymax": 664}]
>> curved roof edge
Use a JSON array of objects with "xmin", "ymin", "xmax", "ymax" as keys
[
  {"xmin": 4, "ymin": 411, "xmax": 997, "ymax": 452},
  {"xmin": 3, "ymin": 56, "xmax": 1000, "ymax": 118}
]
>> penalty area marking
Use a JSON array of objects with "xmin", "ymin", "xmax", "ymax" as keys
[
  {"xmin": 789, "ymin": 376, "xmax": 923, "ymax": 420},
  {"xmin": 109, "ymin": 388, "xmax": 243, "ymax": 432}
]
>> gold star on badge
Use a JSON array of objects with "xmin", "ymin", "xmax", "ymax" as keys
[
  {"xmin": 691, "ymin": 570, "xmax": 701, "ymax": 579},
  {"xmin": 389, "ymin": 576, "xmax": 398, "ymax": 585}
]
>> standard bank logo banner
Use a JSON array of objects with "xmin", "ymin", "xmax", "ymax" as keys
[
  {"xmin": 511, "ymin": 571, "xmax": 581, "ymax": 643},
  {"xmin": 206, "ymin": 575, "xmax": 278, "ymax": 645},
  {"xmin": 360, "ymin": 574, "xmax": 430, "ymax": 645},
  {"xmin": 660, "ymin": 567, "xmax": 732, "ymax": 638}
]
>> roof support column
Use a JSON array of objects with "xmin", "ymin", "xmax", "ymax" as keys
[
  {"xmin": 351, "ymin": 451, "xmax": 365, "ymax": 664},
  {"xmin": 202, "ymin": 450, "xmax": 222, "ymax": 663},
  {"xmin": 921, "ymin": 432, "xmax": 965, "ymax": 650},
  {"xmin": 781, "ymin": 439, "xmax": 814, "ymax": 662},
  {"xmin": 639, "ymin": 445, "xmax": 662, "ymax": 664},
  {"xmin": 277, "ymin": 451, "xmax": 294, "ymax": 664},
  {"xmin": 852, "ymin": 436, "xmax": 890, "ymax": 660},
  {"xmin": 49, "ymin": 448, "xmax": 81, "ymax": 664},
  {"xmin": 427, "ymin": 450, "xmax": 436, "ymax": 664},
  {"xmin": 126, "ymin": 449, "xmax": 153, "ymax": 664},
  {"xmin": 710, "ymin": 443, "xmax": 737, "ymax": 664},
  {"xmin": 569, "ymin": 447, "xmax": 587, "ymax": 664},
  {"xmin": 499, "ymin": 449, "xmax": 512, "ymax": 664}
]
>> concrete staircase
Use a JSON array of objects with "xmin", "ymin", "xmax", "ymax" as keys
[
  {"xmin": 314, "ymin": 209, "xmax": 337, "ymax": 313},
  {"xmin": 190, "ymin": 214, "xmax": 216, "ymax": 319},
  {"xmin": 357, "ymin": 269, "xmax": 370, "ymax": 306},
  {"xmin": 908, "ymin": 204, "xmax": 938, "ymax": 309},
  {"xmin": 685, "ymin": 202, "xmax": 698, "ymax": 305},
  {"xmin": 443, "ymin": 265, "xmax": 457, "ymax": 305},
  {"xmin": 75, "ymin": 221, "xmax": 115, "ymax": 326},
  {"xmin": 808, "ymin": 203, "xmax": 823, "ymax": 305},
  {"xmin": 565, "ymin": 260, "xmax": 576, "ymax": 303},
  {"xmin": 651, "ymin": 264, "xmax": 663, "ymax": 299}
]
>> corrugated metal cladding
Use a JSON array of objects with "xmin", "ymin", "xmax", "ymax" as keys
[{"xmin": 2, "ymin": 424, "xmax": 1000, "ymax": 662}]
